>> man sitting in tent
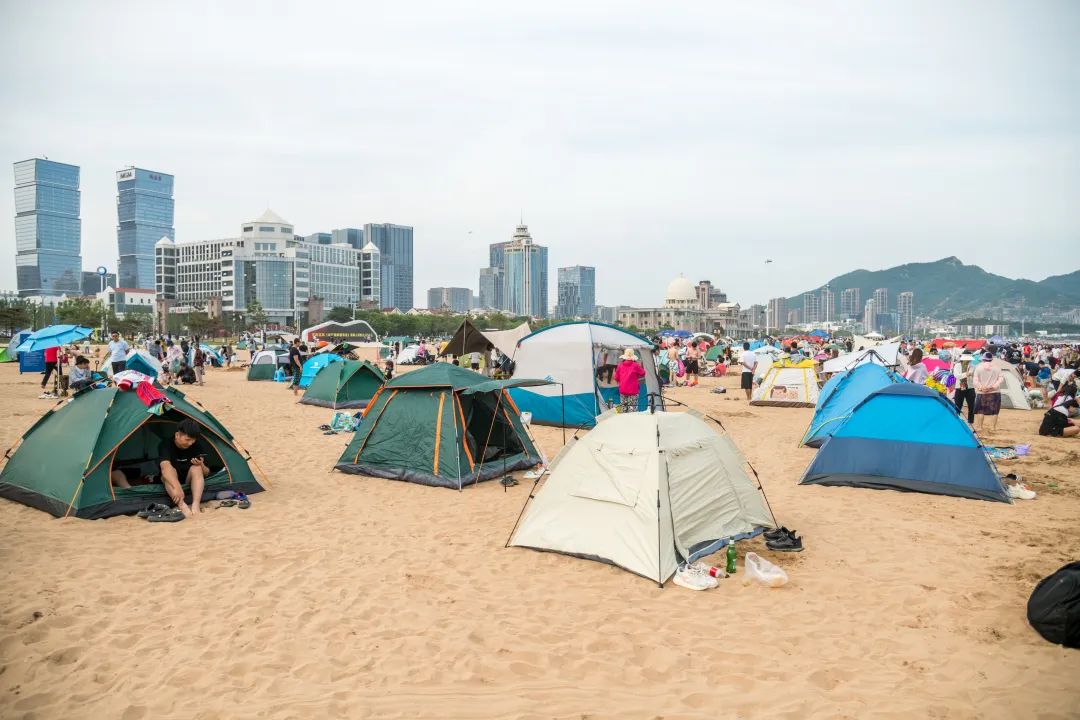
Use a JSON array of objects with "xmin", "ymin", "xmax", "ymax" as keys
[{"xmin": 159, "ymin": 419, "xmax": 211, "ymax": 517}]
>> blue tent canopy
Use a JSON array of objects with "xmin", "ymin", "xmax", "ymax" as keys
[
  {"xmin": 800, "ymin": 383, "xmax": 1009, "ymax": 503},
  {"xmin": 802, "ymin": 364, "xmax": 904, "ymax": 447},
  {"xmin": 658, "ymin": 329, "xmax": 692, "ymax": 339},
  {"xmin": 299, "ymin": 353, "xmax": 344, "ymax": 389},
  {"xmin": 808, "ymin": 329, "xmax": 830, "ymax": 338}
]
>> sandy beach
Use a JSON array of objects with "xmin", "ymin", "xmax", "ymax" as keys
[{"xmin": 1, "ymin": 358, "xmax": 1078, "ymax": 719}]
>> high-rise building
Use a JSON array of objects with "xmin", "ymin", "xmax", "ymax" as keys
[
  {"xmin": 503, "ymin": 224, "xmax": 548, "ymax": 317},
  {"xmin": 331, "ymin": 228, "xmax": 363, "ymax": 249},
  {"xmin": 863, "ymin": 298, "xmax": 877, "ymax": 333},
  {"xmin": 873, "ymin": 287, "xmax": 888, "ymax": 314},
  {"xmin": 13, "ymin": 158, "xmax": 82, "ymax": 296},
  {"xmin": 478, "ymin": 266, "xmax": 504, "ymax": 310},
  {"xmin": 820, "ymin": 284, "xmax": 835, "ymax": 323},
  {"xmin": 117, "ymin": 167, "xmax": 175, "ymax": 290},
  {"xmin": 803, "ymin": 292, "xmax": 822, "ymax": 324},
  {"xmin": 766, "ymin": 297, "xmax": 788, "ymax": 333},
  {"xmin": 81, "ymin": 270, "xmax": 116, "ymax": 297},
  {"xmin": 489, "ymin": 241, "xmax": 511, "ymax": 270},
  {"xmin": 555, "ymin": 266, "xmax": 596, "ymax": 319},
  {"xmin": 427, "ymin": 287, "xmax": 472, "ymax": 313},
  {"xmin": 839, "ymin": 288, "xmax": 861, "ymax": 318},
  {"xmin": 364, "ymin": 223, "xmax": 414, "ymax": 310},
  {"xmin": 359, "ymin": 242, "xmax": 381, "ymax": 307},
  {"xmin": 787, "ymin": 308, "xmax": 801, "ymax": 326},
  {"xmin": 897, "ymin": 291, "xmax": 914, "ymax": 334},
  {"xmin": 305, "ymin": 232, "xmax": 332, "ymax": 245}
]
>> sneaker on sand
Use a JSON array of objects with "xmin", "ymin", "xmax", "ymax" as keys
[
  {"xmin": 1007, "ymin": 484, "xmax": 1036, "ymax": 500},
  {"xmin": 689, "ymin": 561, "xmax": 723, "ymax": 584},
  {"xmin": 673, "ymin": 564, "xmax": 716, "ymax": 591}
]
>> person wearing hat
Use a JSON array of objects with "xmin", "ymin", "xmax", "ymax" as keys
[
  {"xmin": 613, "ymin": 348, "xmax": 646, "ymax": 413},
  {"xmin": 952, "ymin": 353, "xmax": 976, "ymax": 424},
  {"xmin": 973, "ymin": 351, "xmax": 1004, "ymax": 433}
]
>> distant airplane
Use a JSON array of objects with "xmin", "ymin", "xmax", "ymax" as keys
[{"xmin": 765, "ymin": 259, "xmax": 773, "ymax": 264}]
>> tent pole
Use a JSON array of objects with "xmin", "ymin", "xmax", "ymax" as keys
[
  {"xmin": 655, "ymin": 415, "xmax": 664, "ymax": 589},
  {"xmin": 473, "ymin": 390, "xmax": 506, "ymax": 488},
  {"xmin": 560, "ymin": 382, "xmax": 565, "ymax": 445},
  {"xmin": 504, "ymin": 473, "xmax": 542, "ymax": 548},
  {"xmin": 745, "ymin": 461, "xmax": 780, "ymax": 529}
]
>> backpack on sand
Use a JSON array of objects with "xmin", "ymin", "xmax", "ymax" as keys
[{"xmin": 1027, "ymin": 561, "xmax": 1080, "ymax": 649}]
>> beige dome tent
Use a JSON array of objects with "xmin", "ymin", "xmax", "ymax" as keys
[
  {"xmin": 988, "ymin": 358, "xmax": 1031, "ymax": 410},
  {"xmin": 751, "ymin": 358, "xmax": 820, "ymax": 407},
  {"xmin": 508, "ymin": 410, "xmax": 776, "ymax": 585}
]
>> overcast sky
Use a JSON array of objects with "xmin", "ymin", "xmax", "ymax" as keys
[{"xmin": 2, "ymin": 1, "xmax": 1078, "ymax": 308}]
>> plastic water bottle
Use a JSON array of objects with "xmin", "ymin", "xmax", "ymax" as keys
[
  {"xmin": 706, "ymin": 565, "xmax": 725, "ymax": 578},
  {"xmin": 726, "ymin": 541, "xmax": 738, "ymax": 574}
]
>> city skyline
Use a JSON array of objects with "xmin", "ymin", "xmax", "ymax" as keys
[{"xmin": 2, "ymin": 3, "xmax": 1076, "ymax": 308}]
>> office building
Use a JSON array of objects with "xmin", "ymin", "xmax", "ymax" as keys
[
  {"xmin": 839, "ymin": 288, "xmax": 861, "ymax": 318},
  {"xmin": 155, "ymin": 210, "xmax": 370, "ymax": 324},
  {"xmin": 863, "ymin": 298, "xmax": 877, "ymax": 333},
  {"xmin": 97, "ymin": 286, "xmax": 155, "ymax": 318},
  {"xmin": 478, "ymin": 266, "xmax": 504, "ymax": 310},
  {"xmin": 897, "ymin": 291, "xmax": 914, "ymax": 334},
  {"xmin": 593, "ymin": 305, "xmax": 619, "ymax": 324},
  {"xmin": 787, "ymin": 308, "xmax": 802, "ymax": 326},
  {"xmin": 618, "ymin": 275, "xmax": 708, "ymax": 334},
  {"xmin": 364, "ymin": 223, "xmax": 414, "ymax": 310},
  {"xmin": 555, "ymin": 265, "xmax": 596, "ymax": 319},
  {"xmin": 305, "ymin": 232, "xmax": 332, "ymax": 245},
  {"xmin": 117, "ymin": 167, "xmax": 175, "ymax": 290},
  {"xmin": 737, "ymin": 304, "xmax": 767, "ymax": 337},
  {"xmin": 820, "ymin": 284, "xmax": 835, "ymax": 323},
  {"xmin": 503, "ymin": 224, "xmax": 548, "ymax": 317},
  {"xmin": 13, "ymin": 158, "xmax": 82, "ymax": 296},
  {"xmin": 803, "ymin": 292, "xmax": 822, "ymax": 324},
  {"xmin": 332, "ymin": 228, "xmax": 363, "ymax": 249},
  {"xmin": 766, "ymin": 297, "xmax": 788, "ymax": 333},
  {"xmin": 489, "ymin": 241, "xmax": 511, "ymax": 271},
  {"xmin": 427, "ymin": 287, "xmax": 472, "ymax": 313},
  {"xmin": 81, "ymin": 270, "xmax": 117, "ymax": 297},
  {"xmin": 873, "ymin": 287, "xmax": 888, "ymax": 314}
]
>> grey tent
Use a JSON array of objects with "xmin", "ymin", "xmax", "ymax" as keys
[{"xmin": 509, "ymin": 409, "xmax": 776, "ymax": 584}]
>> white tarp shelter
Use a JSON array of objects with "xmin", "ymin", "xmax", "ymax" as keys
[
  {"xmin": 509, "ymin": 410, "xmax": 775, "ymax": 584},
  {"xmin": 823, "ymin": 342, "xmax": 902, "ymax": 374},
  {"xmin": 439, "ymin": 319, "xmax": 531, "ymax": 360}
]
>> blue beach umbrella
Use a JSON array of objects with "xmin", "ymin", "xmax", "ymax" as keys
[{"xmin": 16, "ymin": 325, "xmax": 94, "ymax": 353}]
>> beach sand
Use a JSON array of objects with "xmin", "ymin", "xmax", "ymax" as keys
[{"xmin": 1, "ymin": 358, "xmax": 1078, "ymax": 719}]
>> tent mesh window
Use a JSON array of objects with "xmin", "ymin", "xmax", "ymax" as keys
[{"xmin": 458, "ymin": 393, "xmax": 526, "ymax": 463}]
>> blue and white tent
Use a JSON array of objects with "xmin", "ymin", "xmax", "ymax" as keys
[
  {"xmin": 509, "ymin": 322, "xmax": 660, "ymax": 427},
  {"xmin": 802, "ymin": 363, "xmax": 905, "ymax": 447},
  {"xmin": 800, "ymin": 383, "xmax": 1009, "ymax": 503},
  {"xmin": 299, "ymin": 353, "xmax": 344, "ymax": 389}
]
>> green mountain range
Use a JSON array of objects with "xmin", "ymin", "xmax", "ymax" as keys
[{"xmin": 787, "ymin": 257, "xmax": 1080, "ymax": 318}]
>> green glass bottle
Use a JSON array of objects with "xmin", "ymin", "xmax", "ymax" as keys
[{"xmin": 726, "ymin": 540, "xmax": 737, "ymax": 574}]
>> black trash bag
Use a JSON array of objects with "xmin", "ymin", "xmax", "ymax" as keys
[{"xmin": 1027, "ymin": 561, "xmax": 1080, "ymax": 649}]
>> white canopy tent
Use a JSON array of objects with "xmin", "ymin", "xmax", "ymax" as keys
[{"xmin": 823, "ymin": 342, "xmax": 902, "ymax": 374}]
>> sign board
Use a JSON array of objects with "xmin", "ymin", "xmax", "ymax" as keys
[
  {"xmin": 116, "ymin": 169, "xmax": 135, "ymax": 182},
  {"xmin": 19, "ymin": 350, "xmax": 45, "ymax": 374}
]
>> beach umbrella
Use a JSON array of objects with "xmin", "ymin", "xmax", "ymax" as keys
[
  {"xmin": 824, "ymin": 343, "xmax": 839, "ymax": 350},
  {"xmin": 16, "ymin": 325, "xmax": 93, "ymax": 353}
]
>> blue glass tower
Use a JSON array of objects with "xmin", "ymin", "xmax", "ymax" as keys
[
  {"xmin": 13, "ymin": 159, "xmax": 82, "ymax": 296},
  {"xmin": 503, "ymin": 224, "xmax": 548, "ymax": 318},
  {"xmin": 117, "ymin": 167, "xmax": 174, "ymax": 290},
  {"xmin": 556, "ymin": 266, "xmax": 596, "ymax": 319},
  {"xmin": 364, "ymin": 223, "xmax": 414, "ymax": 310}
]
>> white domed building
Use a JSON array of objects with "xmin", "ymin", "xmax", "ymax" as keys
[{"xmin": 618, "ymin": 274, "xmax": 715, "ymax": 333}]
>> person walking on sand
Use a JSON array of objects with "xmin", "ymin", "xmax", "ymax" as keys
[
  {"xmin": 193, "ymin": 346, "xmax": 206, "ymax": 386},
  {"xmin": 107, "ymin": 331, "xmax": 129, "ymax": 376},
  {"xmin": 739, "ymin": 342, "xmax": 757, "ymax": 400},
  {"xmin": 973, "ymin": 351, "xmax": 1004, "ymax": 433},
  {"xmin": 613, "ymin": 348, "xmax": 646, "ymax": 413},
  {"xmin": 288, "ymin": 338, "xmax": 303, "ymax": 396},
  {"xmin": 685, "ymin": 341, "xmax": 701, "ymax": 387}
]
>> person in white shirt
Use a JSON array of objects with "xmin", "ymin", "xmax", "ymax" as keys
[
  {"xmin": 469, "ymin": 351, "xmax": 481, "ymax": 371},
  {"xmin": 739, "ymin": 342, "xmax": 758, "ymax": 400},
  {"xmin": 107, "ymin": 332, "xmax": 129, "ymax": 376},
  {"xmin": 903, "ymin": 348, "xmax": 929, "ymax": 385}
]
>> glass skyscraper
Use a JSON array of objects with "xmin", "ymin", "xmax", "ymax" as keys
[
  {"xmin": 364, "ymin": 223, "xmax": 413, "ymax": 310},
  {"xmin": 503, "ymin": 224, "xmax": 548, "ymax": 318},
  {"xmin": 555, "ymin": 265, "xmax": 595, "ymax": 319},
  {"xmin": 117, "ymin": 167, "xmax": 175, "ymax": 290},
  {"xmin": 13, "ymin": 159, "xmax": 82, "ymax": 296}
]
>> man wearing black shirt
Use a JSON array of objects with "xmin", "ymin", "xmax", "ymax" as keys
[
  {"xmin": 159, "ymin": 419, "xmax": 210, "ymax": 517},
  {"xmin": 288, "ymin": 339, "xmax": 303, "ymax": 396}
]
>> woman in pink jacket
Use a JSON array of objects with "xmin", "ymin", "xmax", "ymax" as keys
[{"xmin": 613, "ymin": 348, "xmax": 646, "ymax": 413}]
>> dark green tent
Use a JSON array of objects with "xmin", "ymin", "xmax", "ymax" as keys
[
  {"xmin": 300, "ymin": 359, "xmax": 385, "ymax": 409},
  {"xmin": 335, "ymin": 364, "xmax": 547, "ymax": 489},
  {"xmin": 0, "ymin": 386, "xmax": 266, "ymax": 519}
]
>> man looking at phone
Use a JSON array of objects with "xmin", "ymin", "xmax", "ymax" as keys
[{"xmin": 159, "ymin": 419, "xmax": 210, "ymax": 517}]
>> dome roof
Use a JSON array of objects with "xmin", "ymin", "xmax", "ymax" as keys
[{"xmin": 665, "ymin": 275, "xmax": 697, "ymax": 302}]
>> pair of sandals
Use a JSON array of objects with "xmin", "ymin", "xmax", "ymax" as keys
[
  {"xmin": 137, "ymin": 503, "xmax": 184, "ymax": 523},
  {"xmin": 219, "ymin": 493, "xmax": 251, "ymax": 509},
  {"xmin": 764, "ymin": 526, "xmax": 803, "ymax": 552}
]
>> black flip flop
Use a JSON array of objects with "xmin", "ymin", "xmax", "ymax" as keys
[
  {"xmin": 219, "ymin": 499, "xmax": 238, "ymax": 507},
  {"xmin": 146, "ymin": 507, "xmax": 185, "ymax": 523},
  {"xmin": 238, "ymin": 499, "xmax": 251, "ymax": 509},
  {"xmin": 137, "ymin": 503, "xmax": 171, "ymax": 518}
]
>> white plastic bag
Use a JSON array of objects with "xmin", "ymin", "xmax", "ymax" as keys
[{"xmin": 744, "ymin": 552, "xmax": 789, "ymax": 587}]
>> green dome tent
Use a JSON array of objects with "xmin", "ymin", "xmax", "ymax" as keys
[
  {"xmin": 335, "ymin": 363, "xmax": 549, "ymax": 489},
  {"xmin": 0, "ymin": 386, "xmax": 266, "ymax": 519},
  {"xmin": 300, "ymin": 359, "xmax": 386, "ymax": 409}
]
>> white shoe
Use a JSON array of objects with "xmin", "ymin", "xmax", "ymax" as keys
[
  {"xmin": 673, "ymin": 564, "xmax": 716, "ymax": 591},
  {"xmin": 689, "ymin": 561, "xmax": 724, "ymax": 584},
  {"xmin": 1007, "ymin": 484, "xmax": 1036, "ymax": 500}
]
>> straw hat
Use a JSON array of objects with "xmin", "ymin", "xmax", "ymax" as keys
[{"xmin": 620, "ymin": 348, "xmax": 638, "ymax": 361}]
